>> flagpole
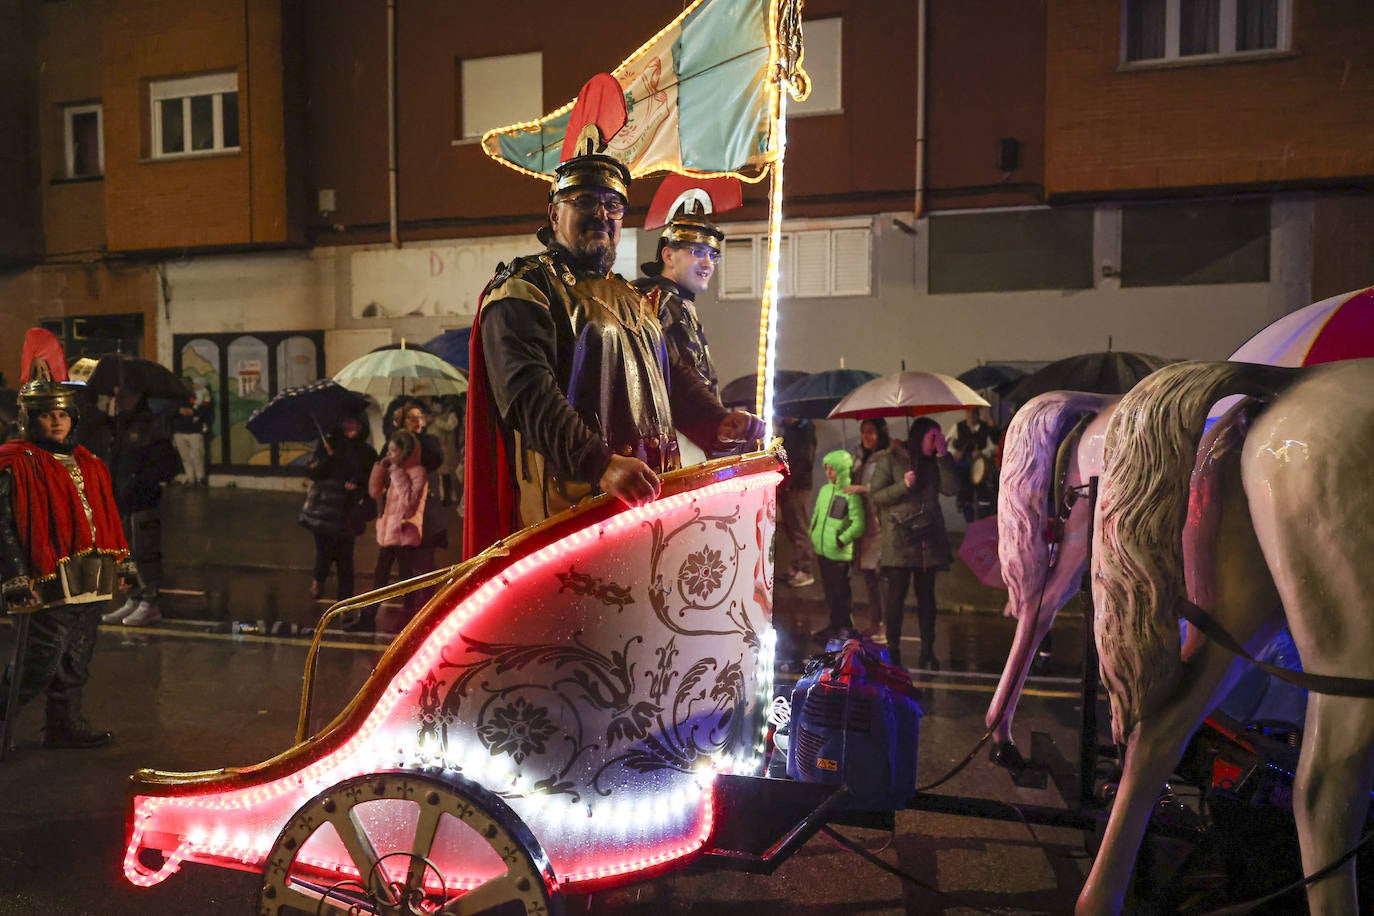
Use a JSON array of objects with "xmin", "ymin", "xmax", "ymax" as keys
[{"xmin": 756, "ymin": 94, "xmax": 788, "ymax": 439}]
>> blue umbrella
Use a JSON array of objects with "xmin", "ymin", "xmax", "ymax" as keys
[
  {"xmin": 245, "ymin": 379, "xmax": 370, "ymax": 444},
  {"xmin": 774, "ymin": 369, "xmax": 880, "ymax": 419},
  {"xmin": 422, "ymin": 328, "xmax": 472, "ymax": 372}
]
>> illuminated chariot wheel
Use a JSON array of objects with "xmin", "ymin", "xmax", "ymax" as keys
[{"xmin": 259, "ymin": 769, "xmax": 562, "ymax": 916}]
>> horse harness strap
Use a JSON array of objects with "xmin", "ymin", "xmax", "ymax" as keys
[
  {"xmin": 1045, "ymin": 411, "xmax": 1095, "ymax": 566},
  {"xmin": 1177, "ymin": 598, "xmax": 1374, "ymax": 698}
]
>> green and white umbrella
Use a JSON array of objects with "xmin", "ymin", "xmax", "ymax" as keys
[{"xmin": 333, "ymin": 345, "xmax": 468, "ymax": 400}]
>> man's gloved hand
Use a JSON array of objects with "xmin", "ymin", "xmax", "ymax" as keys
[
  {"xmin": 717, "ymin": 409, "xmax": 766, "ymax": 446},
  {"xmin": 599, "ymin": 454, "xmax": 662, "ymax": 508}
]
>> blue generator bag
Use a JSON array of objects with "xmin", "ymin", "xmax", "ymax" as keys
[{"xmin": 787, "ymin": 639, "xmax": 922, "ymax": 809}]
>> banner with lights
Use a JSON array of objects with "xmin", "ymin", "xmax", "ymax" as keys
[
  {"xmin": 481, "ymin": 0, "xmax": 809, "ymax": 425},
  {"xmin": 122, "ymin": 449, "xmax": 783, "ymax": 904}
]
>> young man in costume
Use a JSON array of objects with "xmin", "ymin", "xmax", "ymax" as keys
[
  {"xmin": 464, "ymin": 152, "xmax": 762, "ymax": 558},
  {"xmin": 634, "ymin": 206, "xmax": 725, "ymax": 396},
  {"xmin": 0, "ymin": 375, "xmax": 129, "ymax": 748}
]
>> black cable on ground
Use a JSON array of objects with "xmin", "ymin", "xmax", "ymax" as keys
[
  {"xmin": 1200, "ymin": 824, "xmax": 1374, "ymax": 915},
  {"xmin": 819, "ymin": 824, "xmax": 1036, "ymax": 915}
]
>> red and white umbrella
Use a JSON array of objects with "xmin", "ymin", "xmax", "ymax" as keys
[
  {"xmin": 827, "ymin": 370, "xmax": 988, "ymax": 420},
  {"xmin": 1230, "ymin": 286, "xmax": 1374, "ymax": 366}
]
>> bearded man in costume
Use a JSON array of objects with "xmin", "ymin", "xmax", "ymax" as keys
[
  {"xmin": 0, "ymin": 375, "xmax": 129, "ymax": 748},
  {"xmin": 464, "ymin": 153, "xmax": 763, "ymax": 558}
]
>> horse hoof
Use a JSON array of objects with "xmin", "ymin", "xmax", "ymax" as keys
[{"xmin": 990, "ymin": 740, "xmax": 1027, "ymax": 771}]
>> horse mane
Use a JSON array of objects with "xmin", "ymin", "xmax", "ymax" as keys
[
  {"xmin": 1093, "ymin": 361, "xmax": 1299, "ymax": 743},
  {"xmin": 997, "ymin": 391, "xmax": 1114, "ymax": 621}
]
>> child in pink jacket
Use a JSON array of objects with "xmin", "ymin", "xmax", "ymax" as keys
[{"xmin": 353, "ymin": 430, "xmax": 427, "ymax": 633}]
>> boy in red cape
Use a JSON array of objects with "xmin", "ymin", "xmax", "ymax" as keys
[{"xmin": 0, "ymin": 373, "xmax": 129, "ymax": 748}]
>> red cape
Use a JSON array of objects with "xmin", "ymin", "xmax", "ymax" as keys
[
  {"xmin": 462, "ymin": 280, "xmax": 518, "ymax": 560},
  {"xmin": 0, "ymin": 441, "xmax": 128, "ymax": 582}
]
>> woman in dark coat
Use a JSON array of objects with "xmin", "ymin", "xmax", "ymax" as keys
[
  {"xmin": 869, "ymin": 416, "xmax": 958, "ymax": 669},
  {"xmin": 299, "ymin": 412, "xmax": 378, "ymax": 602}
]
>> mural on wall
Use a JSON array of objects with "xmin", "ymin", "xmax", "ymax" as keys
[
  {"xmin": 275, "ymin": 336, "xmax": 319, "ymax": 467},
  {"xmin": 179, "ymin": 339, "xmax": 221, "ymax": 465},
  {"xmin": 349, "ymin": 238, "xmax": 533, "ymax": 319},
  {"xmin": 226, "ymin": 337, "xmax": 270, "ymax": 465}
]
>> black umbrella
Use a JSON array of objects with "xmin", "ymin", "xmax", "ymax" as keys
[
  {"xmin": 1005, "ymin": 351, "xmax": 1177, "ymax": 404},
  {"xmin": 245, "ymin": 379, "xmax": 370, "ymax": 444},
  {"xmin": 719, "ymin": 369, "xmax": 808, "ymax": 410},
  {"xmin": 86, "ymin": 354, "xmax": 191, "ymax": 399},
  {"xmin": 956, "ymin": 363, "xmax": 1026, "ymax": 395},
  {"xmin": 774, "ymin": 369, "xmax": 880, "ymax": 419}
]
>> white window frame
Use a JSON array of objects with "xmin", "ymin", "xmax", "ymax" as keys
[
  {"xmin": 719, "ymin": 218, "xmax": 872, "ymax": 300},
  {"xmin": 149, "ymin": 72, "xmax": 240, "ymax": 159},
  {"xmin": 63, "ymin": 102, "xmax": 103, "ymax": 178},
  {"xmin": 1122, "ymin": 0, "xmax": 1291, "ymax": 65},
  {"xmin": 457, "ymin": 51, "xmax": 543, "ymax": 142},
  {"xmin": 789, "ymin": 17, "xmax": 843, "ymax": 117}
]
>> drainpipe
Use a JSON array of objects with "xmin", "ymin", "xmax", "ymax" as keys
[
  {"xmin": 387, "ymin": 0, "xmax": 399, "ymax": 247},
  {"xmin": 914, "ymin": 0, "xmax": 928, "ymax": 219}
]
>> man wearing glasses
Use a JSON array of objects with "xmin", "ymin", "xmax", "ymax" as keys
[
  {"xmin": 634, "ymin": 207, "xmax": 725, "ymax": 397},
  {"xmin": 464, "ymin": 153, "xmax": 760, "ymax": 558}
]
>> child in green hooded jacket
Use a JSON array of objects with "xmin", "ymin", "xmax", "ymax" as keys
[{"xmin": 808, "ymin": 449, "xmax": 866, "ymax": 639}]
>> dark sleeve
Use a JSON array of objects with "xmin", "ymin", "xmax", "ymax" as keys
[
  {"xmin": 481, "ymin": 296, "xmax": 613, "ymax": 483},
  {"xmin": 137, "ymin": 435, "xmax": 183, "ymax": 488},
  {"xmin": 935, "ymin": 455, "xmax": 959, "ymax": 496},
  {"xmin": 305, "ymin": 442, "xmax": 334, "ymax": 480},
  {"xmin": 420, "ymin": 433, "xmax": 443, "ymax": 472},
  {"xmin": 0, "ymin": 469, "xmax": 32, "ymax": 600},
  {"xmin": 870, "ymin": 456, "xmax": 909, "ymax": 510},
  {"xmin": 666, "ymin": 340, "xmax": 729, "ymax": 452}
]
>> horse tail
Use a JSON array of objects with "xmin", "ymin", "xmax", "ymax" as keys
[
  {"xmin": 997, "ymin": 391, "xmax": 1113, "ymax": 621},
  {"xmin": 1093, "ymin": 361, "xmax": 1299, "ymax": 743}
]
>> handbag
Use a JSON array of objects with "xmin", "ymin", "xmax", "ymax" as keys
[{"xmin": 890, "ymin": 507, "xmax": 936, "ymax": 538}]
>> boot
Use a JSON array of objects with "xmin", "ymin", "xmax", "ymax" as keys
[
  {"xmin": 341, "ymin": 607, "xmax": 376, "ymax": 634},
  {"xmin": 44, "ymin": 693, "xmax": 112, "ymax": 749}
]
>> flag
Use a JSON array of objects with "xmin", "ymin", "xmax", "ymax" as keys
[{"xmin": 482, "ymin": 0, "xmax": 803, "ymax": 182}]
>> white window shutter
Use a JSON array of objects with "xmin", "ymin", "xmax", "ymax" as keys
[
  {"xmin": 793, "ymin": 230, "xmax": 830, "ymax": 297},
  {"xmin": 831, "ymin": 228, "xmax": 872, "ymax": 295},
  {"xmin": 721, "ymin": 236, "xmax": 757, "ymax": 299}
]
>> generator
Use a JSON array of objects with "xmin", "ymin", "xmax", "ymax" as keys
[{"xmin": 787, "ymin": 639, "xmax": 923, "ymax": 809}]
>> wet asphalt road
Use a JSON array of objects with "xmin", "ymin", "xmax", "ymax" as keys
[{"xmin": 0, "ymin": 485, "xmax": 1105, "ymax": 915}]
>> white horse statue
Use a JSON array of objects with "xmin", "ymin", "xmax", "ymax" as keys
[
  {"xmin": 1080, "ymin": 358, "xmax": 1374, "ymax": 915},
  {"xmin": 986, "ymin": 390, "xmax": 1120, "ymax": 765}
]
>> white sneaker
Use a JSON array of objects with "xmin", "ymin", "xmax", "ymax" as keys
[
  {"xmin": 102, "ymin": 598, "xmax": 139, "ymax": 624},
  {"xmin": 122, "ymin": 601, "xmax": 163, "ymax": 627}
]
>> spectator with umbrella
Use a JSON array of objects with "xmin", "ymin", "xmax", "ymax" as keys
[
  {"xmin": 299, "ymin": 409, "xmax": 378, "ymax": 606},
  {"xmin": 363, "ymin": 429, "xmax": 428, "ymax": 634},
  {"xmin": 97, "ymin": 364, "xmax": 184, "ymax": 629},
  {"xmin": 869, "ymin": 417, "xmax": 958, "ymax": 671},
  {"xmin": 846, "ymin": 417, "xmax": 892, "ymax": 638}
]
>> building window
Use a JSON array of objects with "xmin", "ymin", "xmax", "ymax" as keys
[
  {"xmin": 929, "ymin": 208, "xmax": 1094, "ymax": 294},
  {"xmin": 1123, "ymin": 0, "xmax": 1289, "ymax": 63},
  {"xmin": 149, "ymin": 72, "xmax": 240, "ymax": 159},
  {"xmin": 720, "ymin": 222, "xmax": 872, "ymax": 299},
  {"xmin": 62, "ymin": 103, "xmax": 103, "ymax": 178},
  {"xmin": 789, "ymin": 18, "xmax": 842, "ymax": 117},
  {"xmin": 1120, "ymin": 199, "xmax": 1269, "ymax": 286},
  {"xmin": 457, "ymin": 52, "xmax": 542, "ymax": 140}
]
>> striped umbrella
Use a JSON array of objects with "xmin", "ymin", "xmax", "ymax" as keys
[
  {"xmin": 1230, "ymin": 286, "xmax": 1374, "ymax": 366},
  {"xmin": 333, "ymin": 346, "xmax": 468, "ymax": 400}
]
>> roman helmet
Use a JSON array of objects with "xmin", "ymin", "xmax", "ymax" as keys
[{"xmin": 640, "ymin": 202, "xmax": 724, "ymax": 276}]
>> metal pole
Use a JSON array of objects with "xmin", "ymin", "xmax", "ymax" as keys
[{"xmin": 1078, "ymin": 475, "xmax": 1100, "ymax": 807}]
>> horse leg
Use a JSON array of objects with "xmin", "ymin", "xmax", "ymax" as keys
[
  {"xmin": 1077, "ymin": 646, "xmax": 1246, "ymax": 915},
  {"xmin": 1293, "ymin": 694, "xmax": 1374, "ymax": 914},
  {"xmin": 987, "ymin": 606, "xmax": 1062, "ymax": 768}
]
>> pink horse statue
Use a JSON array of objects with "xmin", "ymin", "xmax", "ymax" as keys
[
  {"xmin": 985, "ymin": 391, "xmax": 1120, "ymax": 766},
  {"xmin": 1080, "ymin": 359, "xmax": 1374, "ymax": 915}
]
